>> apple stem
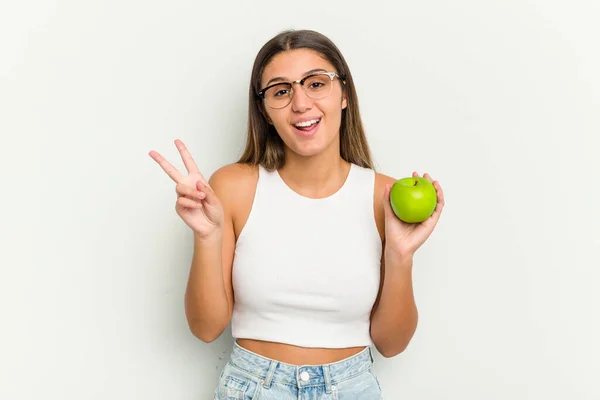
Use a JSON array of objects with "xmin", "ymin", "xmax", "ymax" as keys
[{"xmin": 413, "ymin": 180, "xmax": 418, "ymax": 186}]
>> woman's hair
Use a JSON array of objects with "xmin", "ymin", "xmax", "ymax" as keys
[{"xmin": 237, "ymin": 29, "xmax": 374, "ymax": 171}]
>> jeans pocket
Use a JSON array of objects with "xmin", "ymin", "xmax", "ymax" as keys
[
  {"xmin": 220, "ymin": 376, "xmax": 249, "ymax": 400},
  {"xmin": 333, "ymin": 368, "xmax": 382, "ymax": 400},
  {"xmin": 215, "ymin": 363, "xmax": 262, "ymax": 400}
]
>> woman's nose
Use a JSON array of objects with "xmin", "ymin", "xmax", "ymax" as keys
[{"xmin": 290, "ymin": 84, "xmax": 313, "ymax": 112}]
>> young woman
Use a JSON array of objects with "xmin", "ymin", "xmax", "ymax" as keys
[{"xmin": 149, "ymin": 29, "xmax": 444, "ymax": 399}]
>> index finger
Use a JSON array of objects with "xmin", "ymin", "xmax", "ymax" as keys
[
  {"xmin": 148, "ymin": 150, "xmax": 184, "ymax": 183},
  {"xmin": 175, "ymin": 139, "xmax": 202, "ymax": 177}
]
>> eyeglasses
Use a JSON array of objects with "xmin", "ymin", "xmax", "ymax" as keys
[{"xmin": 257, "ymin": 71, "xmax": 346, "ymax": 109}]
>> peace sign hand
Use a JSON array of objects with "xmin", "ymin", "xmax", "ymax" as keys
[{"xmin": 149, "ymin": 139, "xmax": 224, "ymax": 239}]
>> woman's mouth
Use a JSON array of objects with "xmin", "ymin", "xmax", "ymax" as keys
[{"xmin": 292, "ymin": 118, "xmax": 321, "ymax": 137}]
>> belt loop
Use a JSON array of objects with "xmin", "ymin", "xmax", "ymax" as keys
[
  {"xmin": 323, "ymin": 364, "xmax": 333, "ymax": 394},
  {"xmin": 368, "ymin": 346, "xmax": 375, "ymax": 364},
  {"xmin": 262, "ymin": 360, "xmax": 278, "ymax": 389}
]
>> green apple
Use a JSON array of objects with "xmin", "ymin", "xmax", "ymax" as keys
[{"xmin": 390, "ymin": 177, "xmax": 437, "ymax": 223}]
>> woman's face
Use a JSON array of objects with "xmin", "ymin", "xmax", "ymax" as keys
[{"xmin": 260, "ymin": 49, "xmax": 347, "ymax": 159}]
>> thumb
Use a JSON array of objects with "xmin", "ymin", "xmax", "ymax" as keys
[{"xmin": 196, "ymin": 180, "xmax": 219, "ymax": 207}]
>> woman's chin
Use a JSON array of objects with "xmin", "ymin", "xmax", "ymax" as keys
[
  {"xmin": 288, "ymin": 141, "xmax": 335, "ymax": 158},
  {"xmin": 282, "ymin": 130, "xmax": 339, "ymax": 159}
]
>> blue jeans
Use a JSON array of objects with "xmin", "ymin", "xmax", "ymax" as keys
[{"xmin": 213, "ymin": 341, "xmax": 383, "ymax": 399}]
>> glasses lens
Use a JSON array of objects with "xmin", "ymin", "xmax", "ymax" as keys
[
  {"xmin": 303, "ymin": 74, "xmax": 333, "ymax": 99},
  {"xmin": 264, "ymin": 83, "xmax": 292, "ymax": 109},
  {"xmin": 262, "ymin": 74, "xmax": 335, "ymax": 109}
]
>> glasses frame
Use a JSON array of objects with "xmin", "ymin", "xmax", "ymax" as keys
[{"xmin": 257, "ymin": 71, "xmax": 346, "ymax": 109}]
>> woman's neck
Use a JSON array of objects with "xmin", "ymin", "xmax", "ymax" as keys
[{"xmin": 278, "ymin": 150, "xmax": 351, "ymax": 199}]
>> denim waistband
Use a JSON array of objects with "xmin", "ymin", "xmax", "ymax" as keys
[{"xmin": 228, "ymin": 342, "xmax": 374, "ymax": 392}]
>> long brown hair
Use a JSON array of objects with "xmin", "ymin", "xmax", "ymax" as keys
[{"xmin": 237, "ymin": 29, "xmax": 374, "ymax": 171}]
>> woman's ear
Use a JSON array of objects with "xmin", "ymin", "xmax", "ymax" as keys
[{"xmin": 341, "ymin": 79, "xmax": 348, "ymax": 109}]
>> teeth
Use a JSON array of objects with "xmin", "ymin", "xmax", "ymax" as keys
[{"xmin": 295, "ymin": 119, "xmax": 320, "ymax": 128}]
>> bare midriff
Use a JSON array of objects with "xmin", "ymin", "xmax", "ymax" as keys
[{"xmin": 236, "ymin": 338, "xmax": 366, "ymax": 365}]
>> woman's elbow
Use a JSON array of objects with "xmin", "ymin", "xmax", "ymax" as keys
[
  {"xmin": 192, "ymin": 329, "xmax": 221, "ymax": 343},
  {"xmin": 377, "ymin": 342, "xmax": 409, "ymax": 358},
  {"xmin": 188, "ymin": 320, "xmax": 227, "ymax": 343}
]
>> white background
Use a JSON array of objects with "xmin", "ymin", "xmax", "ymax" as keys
[{"xmin": 1, "ymin": 0, "xmax": 598, "ymax": 399}]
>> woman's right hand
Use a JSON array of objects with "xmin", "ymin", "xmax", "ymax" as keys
[{"xmin": 149, "ymin": 139, "xmax": 224, "ymax": 239}]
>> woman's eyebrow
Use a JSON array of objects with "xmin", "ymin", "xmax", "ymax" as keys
[{"xmin": 265, "ymin": 68, "xmax": 327, "ymax": 87}]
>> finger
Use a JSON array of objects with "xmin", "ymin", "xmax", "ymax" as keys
[
  {"xmin": 426, "ymin": 206, "xmax": 442, "ymax": 226},
  {"xmin": 176, "ymin": 183, "xmax": 206, "ymax": 200},
  {"xmin": 412, "ymin": 171, "xmax": 419, "ymax": 177},
  {"xmin": 424, "ymin": 173, "xmax": 432, "ymax": 181},
  {"xmin": 176, "ymin": 196, "xmax": 203, "ymax": 210},
  {"xmin": 434, "ymin": 181, "xmax": 445, "ymax": 208},
  {"xmin": 148, "ymin": 150, "xmax": 184, "ymax": 183},
  {"xmin": 421, "ymin": 192, "xmax": 443, "ymax": 226},
  {"xmin": 175, "ymin": 139, "xmax": 202, "ymax": 177},
  {"xmin": 197, "ymin": 180, "xmax": 219, "ymax": 206}
]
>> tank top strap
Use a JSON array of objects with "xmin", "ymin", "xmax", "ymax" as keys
[
  {"xmin": 338, "ymin": 163, "xmax": 376, "ymax": 204},
  {"xmin": 255, "ymin": 164, "xmax": 280, "ymax": 198}
]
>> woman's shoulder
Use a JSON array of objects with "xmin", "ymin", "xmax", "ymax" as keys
[
  {"xmin": 208, "ymin": 162, "xmax": 258, "ymax": 200},
  {"xmin": 374, "ymin": 171, "xmax": 397, "ymax": 191},
  {"xmin": 208, "ymin": 163, "xmax": 258, "ymax": 235},
  {"xmin": 209, "ymin": 162, "xmax": 257, "ymax": 184}
]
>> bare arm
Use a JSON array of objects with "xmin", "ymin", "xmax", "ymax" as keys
[
  {"xmin": 185, "ymin": 168, "xmax": 237, "ymax": 342},
  {"xmin": 149, "ymin": 140, "xmax": 236, "ymax": 343},
  {"xmin": 369, "ymin": 173, "xmax": 419, "ymax": 357},
  {"xmin": 370, "ymin": 250, "xmax": 418, "ymax": 357},
  {"xmin": 370, "ymin": 171, "xmax": 444, "ymax": 357}
]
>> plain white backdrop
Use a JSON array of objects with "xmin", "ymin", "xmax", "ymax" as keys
[{"xmin": 1, "ymin": 0, "xmax": 598, "ymax": 399}]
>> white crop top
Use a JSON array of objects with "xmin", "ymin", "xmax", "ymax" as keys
[{"xmin": 230, "ymin": 163, "xmax": 383, "ymax": 348}]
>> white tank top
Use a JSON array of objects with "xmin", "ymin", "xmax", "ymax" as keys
[{"xmin": 231, "ymin": 163, "xmax": 382, "ymax": 348}]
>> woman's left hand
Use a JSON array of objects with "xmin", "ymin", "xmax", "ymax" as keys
[{"xmin": 383, "ymin": 172, "xmax": 445, "ymax": 259}]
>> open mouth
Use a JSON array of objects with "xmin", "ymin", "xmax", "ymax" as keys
[{"xmin": 292, "ymin": 118, "xmax": 321, "ymax": 136}]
